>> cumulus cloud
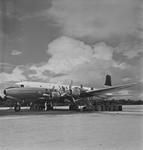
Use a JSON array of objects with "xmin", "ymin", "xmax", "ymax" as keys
[
  {"xmin": 0, "ymin": 35, "xmax": 141, "ymax": 87},
  {"xmin": 123, "ymin": 49, "xmax": 143, "ymax": 59},
  {"xmin": 47, "ymin": 36, "xmax": 93, "ymax": 73},
  {"xmin": 28, "ymin": 36, "xmax": 131, "ymax": 86},
  {"xmin": 11, "ymin": 50, "xmax": 22, "ymax": 56},
  {"xmin": 112, "ymin": 62, "xmax": 131, "ymax": 70},
  {"xmin": 116, "ymin": 41, "xmax": 143, "ymax": 59},
  {"xmin": 48, "ymin": 0, "xmax": 141, "ymax": 43},
  {"xmin": 0, "ymin": 35, "xmax": 141, "ymax": 89},
  {"xmin": 0, "ymin": 62, "xmax": 16, "ymax": 73},
  {"xmin": 0, "ymin": 67, "xmax": 26, "ymax": 83}
]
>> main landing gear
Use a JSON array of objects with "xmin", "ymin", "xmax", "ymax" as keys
[
  {"xmin": 14, "ymin": 102, "xmax": 21, "ymax": 112},
  {"xmin": 69, "ymin": 104, "xmax": 78, "ymax": 110}
]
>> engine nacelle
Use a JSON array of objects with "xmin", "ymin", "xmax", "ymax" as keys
[
  {"xmin": 51, "ymin": 91, "xmax": 61, "ymax": 98},
  {"xmin": 3, "ymin": 89, "xmax": 6, "ymax": 95},
  {"xmin": 72, "ymin": 87, "xmax": 81, "ymax": 96}
]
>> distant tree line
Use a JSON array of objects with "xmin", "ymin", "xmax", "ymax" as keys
[{"xmin": 109, "ymin": 99, "xmax": 143, "ymax": 105}]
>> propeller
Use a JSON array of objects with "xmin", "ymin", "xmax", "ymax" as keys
[{"xmin": 69, "ymin": 80, "xmax": 73, "ymax": 90}]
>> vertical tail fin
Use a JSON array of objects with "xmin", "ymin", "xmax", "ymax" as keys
[{"xmin": 104, "ymin": 74, "xmax": 112, "ymax": 86}]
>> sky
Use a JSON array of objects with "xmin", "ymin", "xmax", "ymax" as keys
[{"xmin": 0, "ymin": 0, "xmax": 143, "ymax": 99}]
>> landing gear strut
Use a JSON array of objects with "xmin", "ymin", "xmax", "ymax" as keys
[
  {"xmin": 69, "ymin": 104, "xmax": 78, "ymax": 110},
  {"xmin": 14, "ymin": 102, "xmax": 21, "ymax": 112}
]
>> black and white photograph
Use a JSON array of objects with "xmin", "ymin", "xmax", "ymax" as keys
[{"xmin": 0, "ymin": 0, "xmax": 143, "ymax": 149}]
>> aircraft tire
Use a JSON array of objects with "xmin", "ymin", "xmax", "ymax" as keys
[
  {"xmin": 14, "ymin": 105, "xmax": 21, "ymax": 112},
  {"xmin": 69, "ymin": 104, "xmax": 78, "ymax": 110},
  {"xmin": 118, "ymin": 105, "xmax": 122, "ymax": 111},
  {"xmin": 47, "ymin": 105, "xmax": 53, "ymax": 111}
]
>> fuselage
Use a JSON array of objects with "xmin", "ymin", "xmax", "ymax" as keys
[
  {"xmin": 15, "ymin": 81, "xmax": 94, "ymax": 91},
  {"xmin": 4, "ymin": 81, "xmax": 93, "ymax": 102}
]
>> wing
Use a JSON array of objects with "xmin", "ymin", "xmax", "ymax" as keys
[{"xmin": 80, "ymin": 82, "xmax": 137, "ymax": 97}]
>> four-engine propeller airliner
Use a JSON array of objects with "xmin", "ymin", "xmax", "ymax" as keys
[{"xmin": 2, "ymin": 75, "xmax": 137, "ymax": 112}]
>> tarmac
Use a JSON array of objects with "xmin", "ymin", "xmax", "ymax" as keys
[{"xmin": 0, "ymin": 108, "xmax": 143, "ymax": 150}]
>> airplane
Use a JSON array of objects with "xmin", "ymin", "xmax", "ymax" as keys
[{"xmin": 2, "ymin": 75, "xmax": 138, "ymax": 112}]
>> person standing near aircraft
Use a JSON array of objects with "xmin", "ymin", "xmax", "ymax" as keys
[
  {"xmin": 30, "ymin": 102, "xmax": 33, "ymax": 110},
  {"xmin": 14, "ymin": 102, "xmax": 21, "ymax": 112},
  {"xmin": 44, "ymin": 101, "xmax": 47, "ymax": 111}
]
